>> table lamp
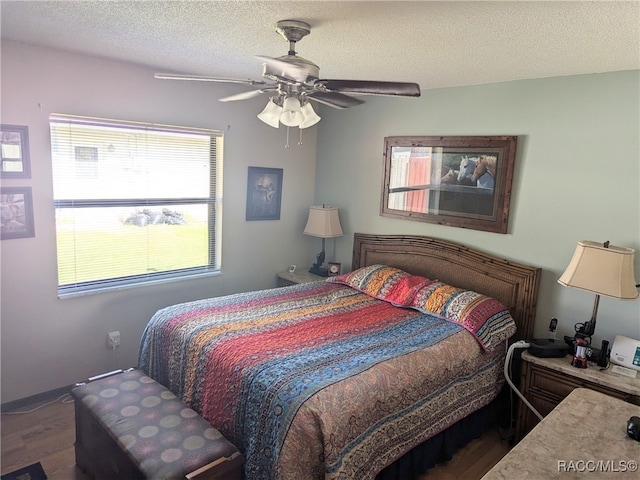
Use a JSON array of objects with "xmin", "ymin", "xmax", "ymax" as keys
[
  {"xmin": 303, "ymin": 206, "xmax": 343, "ymax": 276},
  {"xmin": 558, "ymin": 240, "xmax": 638, "ymax": 350}
]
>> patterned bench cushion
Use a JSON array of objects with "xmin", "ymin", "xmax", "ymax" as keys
[{"xmin": 72, "ymin": 369, "xmax": 240, "ymax": 479}]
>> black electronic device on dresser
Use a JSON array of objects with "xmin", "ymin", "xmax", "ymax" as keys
[
  {"xmin": 528, "ymin": 318, "xmax": 570, "ymax": 358},
  {"xmin": 528, "ymin": 338, "xmax": 570, "ymax": 358}
]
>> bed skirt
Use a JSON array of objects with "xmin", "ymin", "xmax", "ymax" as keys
[{"xmin": 376, "ymin": 392, "xmax": 505, "ymax": 480}]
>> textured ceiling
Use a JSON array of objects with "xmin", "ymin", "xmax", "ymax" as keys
[{"xmin": 2, "ymin": 1, "xmax": 639, "ymax": 92}]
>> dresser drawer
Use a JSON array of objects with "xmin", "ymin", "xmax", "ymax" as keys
[
  {"xmin": 529, "ymin": 364, "xmax": 632, "ymax": 403},
  {"xmin": 529, "ymin": 367, "xmax": 579, "ymax": 399}
]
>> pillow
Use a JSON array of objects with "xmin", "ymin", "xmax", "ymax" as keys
[
  {"xmin": 327, "ymin": 264, "xmax": 433, "ymax": 307},
  {"xmin": 411, "ymin": 281, "xmax": 516, "ymax": 352}
]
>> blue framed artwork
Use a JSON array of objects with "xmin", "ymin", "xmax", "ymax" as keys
[{"xmin": 246, "ymin": 167, "xmax": 283, "ymax": 221}]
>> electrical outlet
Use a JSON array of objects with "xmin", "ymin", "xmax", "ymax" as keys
[{"xmin": 107, "ymin": 331, "xmax": 121, "ymax": 349}]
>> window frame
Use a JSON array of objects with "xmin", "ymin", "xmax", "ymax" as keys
[{"xmin": 50, "ymin": 114, "xmax": 223, "ymax": 297}]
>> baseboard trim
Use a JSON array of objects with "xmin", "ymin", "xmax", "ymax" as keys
[{"xmin": 1, "ymin": 384, "xmax": 74, "ymax": 412}]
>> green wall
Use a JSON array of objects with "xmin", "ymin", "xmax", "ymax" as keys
[{"xmin": 315, "ymin": 71, "xmax": 640, "ymax": 343}]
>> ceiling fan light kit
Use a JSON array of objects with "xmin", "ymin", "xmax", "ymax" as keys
[
  {"xmin": 257, "ymin": 96, "xmax": 321, "ymax": 129},
  {"xmin": 156, "ymin": 19, "xmax": 420, "ymax": 145}
]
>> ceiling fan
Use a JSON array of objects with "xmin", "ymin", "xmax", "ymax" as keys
[{"xmin": 155, "ymin": 20, "xmax": 421, "ymax": 133}]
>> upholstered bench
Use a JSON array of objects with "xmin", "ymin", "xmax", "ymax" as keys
[{"xmin": 71, "ymin": 368, "xmax": 244, "ymax": 480}]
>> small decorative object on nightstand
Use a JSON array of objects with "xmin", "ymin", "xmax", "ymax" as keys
[
  {"xmin": 327, "ymin": 262, "xmax": 341, "ymax": 276},
  {"xmin": 277, "ymin": 270, "xmax": 324, "ymax": 287}
]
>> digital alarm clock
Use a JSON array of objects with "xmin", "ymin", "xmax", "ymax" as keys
[{"xmin": 610, "ymin": 335, "xmax": 640, "ymax": 371}]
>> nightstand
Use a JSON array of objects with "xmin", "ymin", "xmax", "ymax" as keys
[
  {"xmin": 515, "ymin": 350, "xmax": 640, "ymax": 442},
  {"xmin": 276, "ymin": 270, "xmax": 325, "ymax": 287}
]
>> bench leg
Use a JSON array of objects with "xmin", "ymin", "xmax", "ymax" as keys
[{"xmin": 186, "ymin": 451, "xmax": 245, "ymax": 480}]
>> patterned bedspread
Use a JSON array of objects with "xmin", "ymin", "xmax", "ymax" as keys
[{"xmin": 138, "ymin": 281, "xmax": 506, "ymax": 480}]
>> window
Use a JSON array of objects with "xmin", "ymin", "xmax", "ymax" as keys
[{"xmin": 50, "ymin": 115, "xmax": 223, "ymax": 297}]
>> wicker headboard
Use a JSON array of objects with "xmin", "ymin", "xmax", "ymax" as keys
[{"xmin": 352, "ymin": 234, "xmax": 541, "ymax": 341}]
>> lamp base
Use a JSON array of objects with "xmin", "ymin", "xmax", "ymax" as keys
[{"xmin": 309, "ymin": 266, "xmax": 328, "ymax": 277}]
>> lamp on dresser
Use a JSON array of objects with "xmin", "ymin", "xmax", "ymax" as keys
[
  {"xmin": 303, "ymin": 205, "xmax": 343, "ymax": 276},
  {"xmin": 558, "ymin": 240, "xmax": 638, "ymax": 359}
]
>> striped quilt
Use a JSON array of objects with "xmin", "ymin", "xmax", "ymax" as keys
[{"xmin": 138, "ymin": 281, "xmax": 506, "ymax": 480}]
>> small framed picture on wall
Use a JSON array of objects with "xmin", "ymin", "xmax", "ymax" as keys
[
  {"xmin": 1, "ymin": 186, "xmax": 35, "ymax": 240},
  {"xmin": 1, "ymin": 124, "xmax": 31, "ymax": 179}
]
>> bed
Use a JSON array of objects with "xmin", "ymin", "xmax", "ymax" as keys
[{"xmin": 138, "ymin": 233, "xmax": 541, "ymax": 480}]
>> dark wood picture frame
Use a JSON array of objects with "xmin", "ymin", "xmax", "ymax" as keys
[
  {"xmin": 0, "ymin": 124, "xmax": 31, "ymax": 179},
  {"xmin": 246, "ymin": 167, "xmax": 283, "ymax": 221},
  {"xmin": 381, "ymin": 136, "xmax": 517, "ymax": 234},
  {"xmin": 1, "ymin": 186, "xmax": 35, "ymax": 239}
]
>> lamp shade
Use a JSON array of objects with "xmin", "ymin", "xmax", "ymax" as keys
[
  {"xmin": 280, "ymin": 96, "xmax": 304, "ymax": 127},
  {"xmin": 303, "ymin": 206, "xmax": 343, "ymax": 238},
  {"xmin": 299, "ymin": 102, "xmax": 321, "ymax": 129},
  {"xmin": 257, "ymin": 99, "xmax": 282, "ymax": 128},
  {"xmin": 558, "ymin": 241, "xmax": 638, "ymax": 299}
]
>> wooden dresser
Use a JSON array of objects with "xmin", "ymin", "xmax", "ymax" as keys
[{"xmin": 516, "ymin": 350, "xmax": 640, "ymax": 441}]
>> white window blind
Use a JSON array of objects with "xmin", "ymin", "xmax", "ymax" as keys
[{"xmin": 50, "ymin": 114, "xmax": 223, "ymax": 296}]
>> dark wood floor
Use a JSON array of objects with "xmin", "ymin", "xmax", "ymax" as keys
[{"xmin": 1, "ymin": 396, "xmax": 511, "ymax": 479}]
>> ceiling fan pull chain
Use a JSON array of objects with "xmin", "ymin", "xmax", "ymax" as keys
[
  {"xmin": 298, "ymin": 128, "xmax": 303, "ymax": 146},
  {"xmin": 285, "ymin": 126, "xmax": 290, "ymax": 148}
]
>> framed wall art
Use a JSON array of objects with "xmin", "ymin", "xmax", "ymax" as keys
[
  {"xmin": 246, "ymin": 166, "xmax": 283, "ymax": 221},
  {"xmin": 1, "ymin": 187, "xmax": 35, "ymax": 239},
  {"xmin": 1, "ymin": 124, "xmax": 31, "ymax": 179},
  {"xmin": 381, "ymin": 136, "xmax": 517, "ymax": 234}
]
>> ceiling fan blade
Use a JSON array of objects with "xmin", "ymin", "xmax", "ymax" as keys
[
  {"xmin": 155, "ymin": 73, "xmax": 266, "ymax": 85},
  {"xmin": 317, "ymin": 79, "xmax": 421, "ymax": 97},
  {"xmin": 307, "ymin": 91, "xmax": 365, "ymax": 109},
  {"xmin": 218, "ymin": 88, "xmax": 277, "ymax": 102},
  {"xmin": 255, "ymin": 55, "xmax": 309, "ymax": 83}
]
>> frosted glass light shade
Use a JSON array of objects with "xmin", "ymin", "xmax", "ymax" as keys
[
  {"xmin": 257, "ymin": 100, "xmax": 282, "ymax": 128},
  {"xmin": 558, "ymin": 241, "xmax": 638, "ymax": 299},
  {"xmin": 299, "ymin": 102, "xmax": 321, "ymax": 129},
  {"xmin": 280, "ymin": 96, "xmax": 304, "ymax": 127}
]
